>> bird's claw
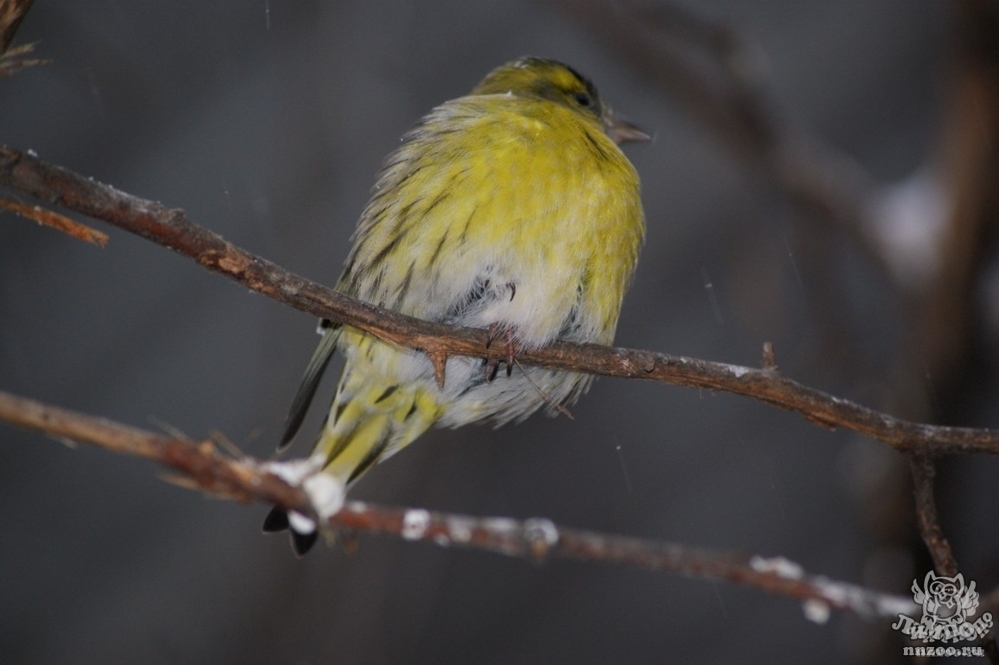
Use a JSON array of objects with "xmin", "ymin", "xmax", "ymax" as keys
[{"xmin": 484, "ymin": 323, "xmax": 517, "ymax": 381}]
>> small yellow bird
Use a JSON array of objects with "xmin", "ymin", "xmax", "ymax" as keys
[{"xmin": 266, "ymin": 57, "xmax": 648, "ymax": 554}]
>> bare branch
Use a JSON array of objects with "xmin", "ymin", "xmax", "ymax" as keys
[
  {"xmin": 339, "ymin": 504, "xmax": 917, "ymax": 621},
  {"xmin": 0, "ymin": 389, "xmax": 917, "ymax": 622},
  {"xmin": 910, "ymin": 455, "xmax": 999, "ymax": 664},
  {"xmin": 1, "ymin": 144, "xmax": 998, "ymax": 457},
  {"xmin": 909, "ymin": 455, "xmax": 959, "ymax": 577}
]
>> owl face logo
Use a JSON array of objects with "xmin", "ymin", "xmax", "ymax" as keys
[
  {"xmin": 894, "ymin": 571, "xmax": 993, "ymax": 644},
  {"xmin": 925, "ymin": 576, "xmax": 961, "ymax": 619},
  {"xmin": 911, "ymin": 571, "xmax": 979, "ymax": 633}
]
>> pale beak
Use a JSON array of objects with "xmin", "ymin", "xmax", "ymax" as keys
[{"xmin": 604, "ymin": 108, "xmax": 651, "ymax": 144}]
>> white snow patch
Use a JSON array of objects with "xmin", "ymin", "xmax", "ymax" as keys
[
  {"xmin": 749, "ymin": 555, "xmax": 804, "ymax": 580},
  {"xmin": 803, "ymin": 599, "xmax": 831, "ymax": 624},
  {"xmin": 402, "ymin": 509, "xmax": 431, "ymax": 540},
  {"xmin": 302, "ymin": 473, "xmax": 344, "ymax": 521}
]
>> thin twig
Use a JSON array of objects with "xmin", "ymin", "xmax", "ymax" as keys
[
  {"xmin": 909, "ymin": 455, "xmax": 959, "ymax": 577},
  {"xmin": 0, "ymin": 389, "xmax": 917, "ymax": 622},
  {"xmin": 910, "ymin": 455, "xmax": 999, "ymax": 662},
  {"xmin": 1, "ymin": 196, "xmax": 108, "ymax": 245},
  {"xmin": 1, "ymin": 144, "xmax": 998, "ymax": 456}
]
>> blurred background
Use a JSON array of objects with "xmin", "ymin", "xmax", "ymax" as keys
[{"xmin": 2, "ymin": 1, "xmax": 998, "ymax": 663}]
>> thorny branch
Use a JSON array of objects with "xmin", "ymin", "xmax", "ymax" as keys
[
  {"xmin": 0, "ymin": 389, "xmax": 917, "ymax": 622},
  {"xmin": 1, "ymin": 144, "xmax": 998, "ymax": 457}
]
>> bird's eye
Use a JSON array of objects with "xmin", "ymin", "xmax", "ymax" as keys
[{"xmin": 573, "ymin": 91, "xmax": 593, "ymax": 108}]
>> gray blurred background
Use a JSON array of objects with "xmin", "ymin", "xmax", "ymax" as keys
[{"xmin": 2, "ymin": 1, "xmax": 998, "ymax": 663}]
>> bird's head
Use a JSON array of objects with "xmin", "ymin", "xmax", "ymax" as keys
[{"xmin": 470, "ymin": 56, "xmax": 650, "ymax": 145}]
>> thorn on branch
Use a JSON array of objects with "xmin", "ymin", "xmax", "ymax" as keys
[
  {"xmin": 429, "ymin": 349, "xmax": 448, "ymax": 388},
  {"xmin": 802, "ymin": 412, "xmax": 838, "ymax": 431},
  {"xmin": 761, "ymin": 341, "xmax": 779, "ymax": 372}
]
